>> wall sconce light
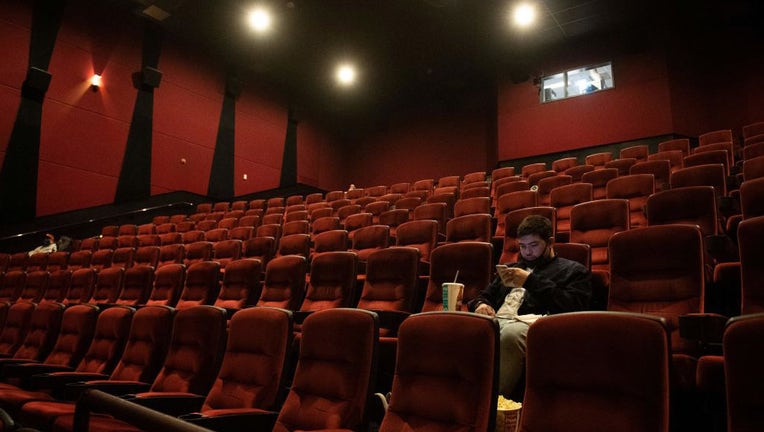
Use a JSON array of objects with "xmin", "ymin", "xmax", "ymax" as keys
[{"xmin": 90, "ymin": 74, "xmax": 102, "ymax": 91}]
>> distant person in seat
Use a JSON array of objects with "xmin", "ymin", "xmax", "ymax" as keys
[
  {"xmin": 470, "ymin": 215, "xmax": 591, "ymax": 397},
  {"xmin": 29, "ymin": 233, "xmax": 57, "ymax": 256}
]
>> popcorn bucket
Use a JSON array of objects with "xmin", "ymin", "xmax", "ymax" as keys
[{"xmin": 496, "ymin": 397, "xmax": 522, "ymax": 432}]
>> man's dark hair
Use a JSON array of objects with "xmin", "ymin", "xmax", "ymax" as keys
[{"xmin": 517, "ymin": 215, "xmax": 553, "ymax": 240}]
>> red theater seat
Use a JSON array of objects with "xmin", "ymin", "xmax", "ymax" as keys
[
  {"xmin": 520, "ymin": 312, "xmax": 670, "ymax": 432},
  {"xmin": 175, "ymin": 261, "xmax": 220, "ymax": 310},
  {"xmin": 256, "ymin": 256, "xmax": 307, "ymax": 311},
  {"xmin": 379, "ymin": 311, "xmax": 498, "ymax": 432},
  {"xmin": 214, "ymin": 259, "xmax": 262, "ymax": 311},
  {"xmin": 606, "ymin": 174, "xmax": 655, "ymax": 228},
  {"xmin": 145, "ymin": 264, "xmax": 185, "ymax": 308},
  {"xmin": 421, "ymin": 242, "xmax": 492, "ymax": 312}
]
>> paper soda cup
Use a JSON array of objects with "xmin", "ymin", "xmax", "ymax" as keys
[{"xmin": 442, "ymin": 282, "xmax": 464, "ymax": 311}]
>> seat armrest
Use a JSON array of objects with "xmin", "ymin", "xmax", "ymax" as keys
[
  {"xmin": 292, "ymin": 311, "xmax": 313, "ymax": 324},
  {"xmin": 127, "ymin": 393, "xmax": 206, "ymax": 417},
  {"xmin": 370, "ymin": 310, "xmax": 411, "ymax": 335},
  {"xmin": 3, "ymin": 363, "xmax": 73, "ymax": 379},
  {"xmin": 28, "ymin": 372, "xmax": 110, "ymax": 393},
  {"xmin": 64, "ymin": 380, "xmax": 151, "ymax": 400},
  {"xmin": 183, "ymin": 410, "xmax": 279, "ymax": 432},
  {"xmin": 679, "ymin": 313, "xmax": 728, "ymax": 349}
]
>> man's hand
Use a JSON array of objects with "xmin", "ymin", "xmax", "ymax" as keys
[
  {"xmin": 475, "ymin": 303, "xmax": 496, "ymax": 317},
  {"xmin": 497, "ymin": 266, "xmax": 530, "ymax": 288}
]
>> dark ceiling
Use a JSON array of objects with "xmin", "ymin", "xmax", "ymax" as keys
[{"xmin": 120, "ymin": 0, "xmax": 760, "ymax": 134}]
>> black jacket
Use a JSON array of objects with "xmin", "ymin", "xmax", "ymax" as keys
[{"xmin": 469, "ymin": 254, "xmax": 592, "ymax": 315}]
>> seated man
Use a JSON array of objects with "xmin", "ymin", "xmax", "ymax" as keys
[
  {"xmin": 28, "ymin": 233, "xmax": 57, "ymax": 256},
  {"xmin": 470, "ymin": 215, "xmax": 591, "ymax": 397}
]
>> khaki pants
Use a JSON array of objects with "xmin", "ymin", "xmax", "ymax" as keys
[{"xmin": 498, "ymin": 318, "xmax": 530, "ymax": 397}]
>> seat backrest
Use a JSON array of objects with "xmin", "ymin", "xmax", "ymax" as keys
[
  {"xmin": 181, "ymin": 230, "xmax": 205, "ymax": 244},
  {"xmin": 18, "ymin": 270, "xmax": 49, "ymax": 303},
  {"xmin": 344, "ymin": 213, "xmax": 373, "ymax": 236},
  {"xmin": 521, "ymin": 162, "xmax": 546, "ymax": 178},
  {"xmin": 88, "ymin": 266, "xmax": 125, "ymax": 304},
  {"xmin": 364, "ymin": 201, "xmax": 390, "ymax": 224},
  {"xmin": 743, "ymin": 155, "xmax": 764, "ymax": 181},
  {"xmin": 454, "ymin": 197, "xmax": 491, "ymax": 217},
  {"xmin": 183, "ymin": 241, "xmax": 213, "ymax": 267},
  {"xmin": 619, "ymin": 145, "xmax": 648, "ymax": 161},
  {"xmin": 46, "ymin": 251, "xmax": 69, "ymax": 272},
  {"xmin": 43, "ymin": 304, "xmax": 99, "ymax": 368},
  {"xmin": 683, "ymin": 150, "xmax": 729, "ymax": 176},
  {"xmin": 357, "ymin": 247, "xmax": 419, "ymax": 314},
  {"xmin": 275, "ymin": 308, "xmax": 378, "ymax": 432},
  {"xmin": 90, "ymin": 249, "xmax": 114, "ymax": 271},
  {"xmin": 26, "ymin": 252, "xmax": 48, "ymax": 272},
  {"xmin": 739, "ymin": 216, "xmax": 764, "ymax": 314},
  {"xmin": 136, "ymin": 235, "xmax": 160, "ymax": 247},
  {"xmin": 204, "ymin": 228, "xmax": 228, "ymax": 243},
  {"xmin": 301, "ymin": 252, "xmax": 358, "ymax": 312},
  {"xmin": 564, "ymin": 165, "xmax": 595, "ymax": 182},
  {"xmin": 670, "ymin": 164, "xmax": 726, "ymax": 198},
  {"xmin": 604, "ymin": 158, "xmax": 637, "ymax": 176},
  {"xmin": 0, "ymin": 302, "xmax": 36, "ymax": 356},
  {"xmin": 350, "ymin": 225, "xmax": 391, "ymax": 263},
  {"xmin": 111, "ymin": 247, "xmax": 135, "ymax": 269},
  {"xmin": 459, "ymin": 186, "xmax": 490, "ymax": 200},
  {"xmin": 203, "ymin": 307, "xmax": 293, "ymax": 412},
  {"xmin": 256, "ymin": 255, "xmax": 307, "ymax": 311},
  {"xmin": 422, "ymin": 242, "xmax": 492, "ymax": 312},
  {"xmin": 283, "ymin": 217, "xmax": 309, "ymax": 235},
  {"xmin": 550, "ymin": 183, "xmax": 593, "ymax": 234},
  {"xmin": 646, "ymin": 186, "xmax": 718, "ymax": 237},
  {"xmin": 109, "ymin": 305, "xmax": 175, "ymax": 383},
  {"xmin": 146, "ymin": 264, "xmax": 186, "ymax": 307},
  {"xmin": 158, "ymin": 244, "xmax": 185, "ymax": 268},
  {"xmin": 527, "ymin": 170, "xmax": 557, "ymax": 186},
  {"xmin": 585, "ymin": 151, "xmax": 613, "ymax": 168},
  {"xmin": 581, "ymin": 168, "xmax": 618, "ymax": 200},
  {"xmin": 699, "ymin": 129, "xmax": 733, "ymax": 146},
  {"xmin": 67, "ymin": 250, "xmax": 92, "ymax": 271},
  {"xmin": 45, "ymin": 269, "xmax": 72, "ymax": 302},
  {"xmin": 412, "ymin": 202, "xmax": 447, "ymax": 234},
  {"xmin": 446, "ymin": 214, "xmax": 492, "ymax": 243},
  {"xmin": 499, "ymin": 207, "xmax": 556, "ymax": 264},
  {"xmin": 608, "ymin": 225, "xmax": 704, "ymax": 353},
  {"xmin": 552, "ymin": 157, "xmax": 578, "ymax": 173},
  {"xmin": 396, "ymin": 220, "xmax": 438, "ymax": 264},
  {"xmin": 312, "ymin": 230, "xmax": 349, "ymax": 257},
  {"xmin": 648, "ymin": 150, "xmax": 684, "ymax": 172},
  {"xmin": 537, "ymin": 175, "xmax": 572, "ymax": 205},
  {"xmin": 0, "ymin": 270, "xmax": 26, "ymax": 302},
  {"xmin": 570, "ymin": 199, "xmax": 629, "ymax": 270},
  {"xmin": 243, "ymin": 237, "xmax": 275, "ymax": 267},
  {"xmin": 64, "ymin": 268, "xmax": 96, "ymax": 305},
  {"xmin": 724, "ymin": 313, "xmax": 764, "ymax": 432},
  {"xmin": 159, "ymin": 232, "xmax": 182, "ymax": 246},
  {"xmin": 215, "ymin": 258, "xmax": 262, "ymax": 310},
  {"xmin": 658, "ymin": 138, "xmax": 690, "ymax": 155},
  {"xmin": 741, "ymin": 177, "xmax": 764, "ymax": 220},
  {"xmin": 75, "ymin": 306, "xmax": 134, "ymax": 374},
  {"xmin": 277, "ymin": 234, "xmax": 311, "ymax": 259},
  {"xmin": 606, "ymin": 174, "xmax": 654, "ymax": 228},
  {"xmin": 554, "ymin": 242, "xmax": 592, "ymax": 270},
  {"xmin": 212, "ymin": 239, "xmax": 243, "ymax": 268},
  {"xmin": 631, "ymin": 160, "xmax": 671, "ymax": 191},
  {"xmin": 520, "ymin": 312, "xmax": 669, "ymax": 432},
  {"xmin": 116, "ymin": 266, "xmax": 154, "ymax": 306},
  {"xmin": 12, "ymin": 301, "xmax": 64, "ymax": 361},
  {"xmin": 150, "ymin": 306, "xmax": 227, "ymax": 395},
  {"xmin": 380, "ymin": 312, "xmax": 498, "ymax": 432},
  {"xmin": 175, "ymin": 261, "xmax": 220, "ymax": 310},
  {"xmin": 134, "ymin": 246, "xmax": 160, "ymax": 269}
]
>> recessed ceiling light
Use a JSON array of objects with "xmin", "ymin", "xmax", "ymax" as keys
[
  {"xmin": 513, "ymin": 3, "xmax": 536, "ymax": 27},
  {"xmin": 247, "ymin": 7, "xmax": 272, "ymax": 33},
  {"xmin": 335, "ymin": 64, "xmax": 357, "ymax": 87}
]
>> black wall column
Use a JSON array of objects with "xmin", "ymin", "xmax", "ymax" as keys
[
  {"xmin": 114, "ymin": 23, "xmax": 163, "ymax": 204},
  {"xmin": 206, "ymin": 76, "xmax": 239, "ymax": 200},
  {"xmin": 279, "ymin": 108, "xmax": 298, "ymax": 188},
  {"xmin": 0, "ymin": 0, "xmax": 66, "ymax": 224}
]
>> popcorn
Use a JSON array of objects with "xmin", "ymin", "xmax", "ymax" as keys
[{"xmin": 497, "ymin": 395, "xmax": 522, "ymax": 411}]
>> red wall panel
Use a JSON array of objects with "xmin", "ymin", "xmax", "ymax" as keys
[
  {"xmin": 497, "ymin": 51, "xmax": 674, "ymax": 160},
  {"xmin": 346, "ymin": 110, "xmax": 491, "ymax": 188},
  {"xmin": 36, "ymin": 161, "xmax": 118, "ymax": 216},
  {"xmin": 0, "ymin": 4, "xmax": 30, "ymax": 160},
  {"xmin": 233, "ymin": 91, "xmax": 287, "ymax": 196},
  {"xmin": 297, "ymin": 121, "xmax": 345, "ymax": 191},
  {"xmin": 151, "ymin": 133, "xmax": 213, "ymax": 195}
]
